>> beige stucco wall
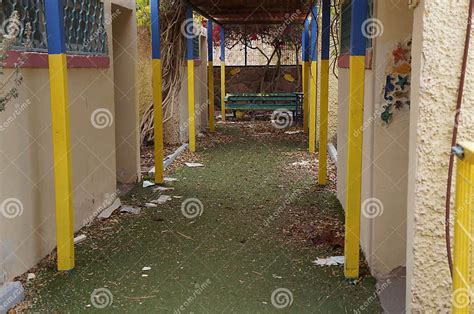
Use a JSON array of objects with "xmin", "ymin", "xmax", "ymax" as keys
[
  {"xmin": 337, "ymin": 0, "xmax": 412, "ymax": 277},
  {"xmin": 406, "ymin": 0, "xmax": 474, "ymax": 311},
  {"xmin": 0, "ymin": 0, "xmax": 139, "ymax": 281}
]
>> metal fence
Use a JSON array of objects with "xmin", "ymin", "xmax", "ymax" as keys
[
  {"xmin": 214, "ymin": 40, "xmax": 299, "ymax": 66},
  {"xmin": 0, "ymin": 0, "xmax": 108, "ymax": 55}
]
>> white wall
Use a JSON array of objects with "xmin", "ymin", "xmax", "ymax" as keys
[{"xmin": 337, "ymin": 0, "xmax": 413, "ymax": 277}]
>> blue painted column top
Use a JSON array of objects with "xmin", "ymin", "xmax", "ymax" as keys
[
  {"xmin": 44, "ymin": 0, "xmax": 66, "ymax": 54},
  {"xmin": 207, "ymin": 20, "xmax": 213, "ymax": 62},
  {"xmin": 151, "ymin": 0, "xmax": 161, "ymax": 59},
  {"xmin": 302, "ymin": 18, "xmax": 310, "ymax": 62},
  {"xmin": 185, "ymin": 6, "xmax": 194, "ymax": 60},
  {"xmin": 321, "ymin": 0, "xmax": 331, "ymax": 60},
  {"xmin": 310, "ymin": 5, "xmax": 319, "ymax": 62},
  {"xmin": 220, "ymin": 27, "xmax": 225, "ymax": 61},
  {"xmin": 350, "ymin": 0, "xmax": 369, "ymax": 56}
]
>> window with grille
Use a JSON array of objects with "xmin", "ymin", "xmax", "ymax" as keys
[{"xmin": 0, "ymin": 0, "xmax": 108, "ymax": 55}]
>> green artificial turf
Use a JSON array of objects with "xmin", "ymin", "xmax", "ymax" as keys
[{"xmin": 26, "ymin": 124, "xmax": 382, "ymax": 313}]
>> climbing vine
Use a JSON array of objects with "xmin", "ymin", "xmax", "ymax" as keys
[
  {"xmin": 138, "ymin": 0, "xmax": 187, "ymax": 144},
  {"xmin": 223, "ymin": 24, "xmax": 303, "ymax": 92},
  {"xmin": 0, "ymin": 12, "xmax": 31, "ymax": 112}
]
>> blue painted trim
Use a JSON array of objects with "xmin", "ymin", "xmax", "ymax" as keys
[
  {"xmin": 302, "ymin": 19, "xmax": 310, "ymax": 62},
  {"xmin": 207, "ymin": 20, "xmax": 213, "ymax": 61},
  {"xmin": 310, "ymin": 6, "xmax": 318, "ymax": 62},
  {"xmin": 350, "ymin": 0, "xmax": 368, "ymax": 56},
  {"xmin": 220, "ymin": 27, "xmax": 225, "ymax": 61},
  {"xmin": 185, "ymin": 6, "xmax": 194, "ymax": 60},
  {"xmin": 44, "ymin": 0, "xmax": 66, "ymax": 54},
  {"xmin": 151, "ymin": 0, "xmax": 161, "ymax": 59},
  {"xmin": 321, "ymin": 0, "xmax": 331, "ymax": 60}
]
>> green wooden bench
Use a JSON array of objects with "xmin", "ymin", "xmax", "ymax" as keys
[{"xmin": 224, "ymin": 93, "xmax": 303, "ymax": 120}]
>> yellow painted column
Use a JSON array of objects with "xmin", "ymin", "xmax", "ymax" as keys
[
  {"xmin": 308, "ymin": 6, "xmax": 318, "ymax": 154},
  {"xmin": 302, "ymin": 61, "xmax": 309, "ymax": 134},
  {"xmin": 344, "ymin": 0, "xmax": 368, "ymax": 280},
  {"xmin": 318, "ymin": 59, "xmax": 329, "ymax": 185},
  {"xmin": 151, "ymin": 0, "xmax": 164, "ymax": 183},
  {"xmin": 188, "ymin": 60, "xmax": 196, "ymax": 152},
  {"xmin": 220, "ymin": 61, "xmax": 225, "ymax": 122},
  {"xmin": 152, "ymin": 59, "xmax": 164, "ymax": 183},
  {"xmin": 452, "ymin": 143, "xmax": 474, "ymax": 313},
  {"xmin": 220, "ymin": 27, "xmax": 226, "ymax": 122},
  {"xmin": 185, "ymin": 7, "xmax": 196, "ymax": 152},
  {"xmin": 208, "ymin": 61, "xmax": 215, "ymax": 132},
  {"xmin": 45, "ymin": 0, "xmax": 74, "ymax": 271},
  {"xmin": 344, "ymin": 56, "xmax": 366, "ymax": 279},
  {"xmin": 207, "ymin": 20, "xmax": 215, "ymax": 133},
  {"xmin": 309, "ymin": 61, "xmax": 317, "ymax": 154},
  {"xmin": 319, "ymin": 0, "xmax": 331, "ymax": 185},
  {"xmin": 49, "ymin": 54, "xmax": 75, "ymax": 271}
]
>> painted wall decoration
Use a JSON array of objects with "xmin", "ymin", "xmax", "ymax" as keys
[{"xmin": 381, "ymin": 39, "xmax": 412, "ymax": 124}]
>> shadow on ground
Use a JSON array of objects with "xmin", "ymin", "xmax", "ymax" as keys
[{"xmin": 23, "ymin": 123, "xmax": 382, "ymax": 313}]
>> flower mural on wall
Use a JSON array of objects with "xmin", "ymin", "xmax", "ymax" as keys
[{"xmin": 381, "ymin": 40, "xmax": 412, "ymax": 124}]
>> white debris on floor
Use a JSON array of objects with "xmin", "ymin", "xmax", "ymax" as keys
[
  {"xmin": 145, "ymin": 203, "xmax": 158, "ymax": 208},
  {"xmin": 27, "ymin": 273, "xmax": 36, "ymax": 281},
  {"xmin": 153, "ymin": 186, "xmax": 174, "ymax": 192},
  {"xmin": 164, "ymin": 177, "xmax": 178, "ymax": 182},
  {"xmin": 313, "ymin": 256, "xmax": 345, "ymax": 266},
  {"xmin": 142, "ymin": 266, "xmax": 151, "ymax": 271},
  {"xmin": 120, "ymin": 206, "xmax": 141, "ymax": 215},
  {"xmin": 185, "ymin": 162, "xmax": 204, "ymax": 168},
  {"xmin": 74, "ymin": 234, "xmax": 87, "ymax": 244},
  {"xmin": 291, "ymin": 160, "xmax": 311, "ymax": 167},
  {"xmin": 142, "ymin": 180, "xmax": 155, "ymax": 188},
  {"xmin": 98, "ymin": 198, "xmax": 122, "ymax": 219},
  {"xmin": 151, "ymin": 195, "xmax": 172, "ymax": 205},
  {"xmin": 285, "ymin": 130, "xmax": 303, "ymax": 135}
]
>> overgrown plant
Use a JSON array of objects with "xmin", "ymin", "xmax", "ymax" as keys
[
  {"xmin": 224, "ymin": 24, "xmax": 303, "ymax": 92},
  {"xmin": 138, "ymin": 0, "xmax": 187, "ymax": 144},
  {"xmin": 0, "ymin": 11, "xmax": 31, "ymax": 112}
]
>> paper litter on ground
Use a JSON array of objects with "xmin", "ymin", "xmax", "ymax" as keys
[
  {"xmin": 153, "ymin": 186, "xmax": 174, "ymax": 192},
  {"xmin": 120, "ymin": 206, "xmax": 141, "ymax": 215},
  {"xmin": 285, "ymin": 130, "xmax": 303, "ymax": 135},
  {"xmin": 98, "ymin": 198, "xmax": 122, "ymax": 219},
  {"xmin": 151, "ymin": 195, "xmax": 172, "ymax": 205},
  {"xmin": 185, "ymin": 162, "xmax": 204, "ymax": 168},
  {"xmin": 313, "ymin": 256, "xmax": 345, "ymax": 266},
  {"xmin": 142, "ymin": 180, "xmax": 155, "ymax": 188},
  {"xmin": 142, "ymin": 266, "xmax": 151, "ymax": 271},
  {"xmin": 74, "ymin": 234, "xmax": 87, "ymax": 244},
  {"xmin": 164, "ymin": 177, "xmax": 178, "ymax": 182},
  {"xmin": 145, "ymin": 203, "xmax": 158, "ymax": 208}
]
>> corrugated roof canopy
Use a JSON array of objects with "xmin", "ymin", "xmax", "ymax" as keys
[{"xmin": 189, "ymin": 0, "xmax": 315, "ymax": 24}]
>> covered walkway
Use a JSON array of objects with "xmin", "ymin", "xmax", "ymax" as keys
[{"xmin": 25, "ymin": 124, "xmax": 381, "ymax": 312}]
